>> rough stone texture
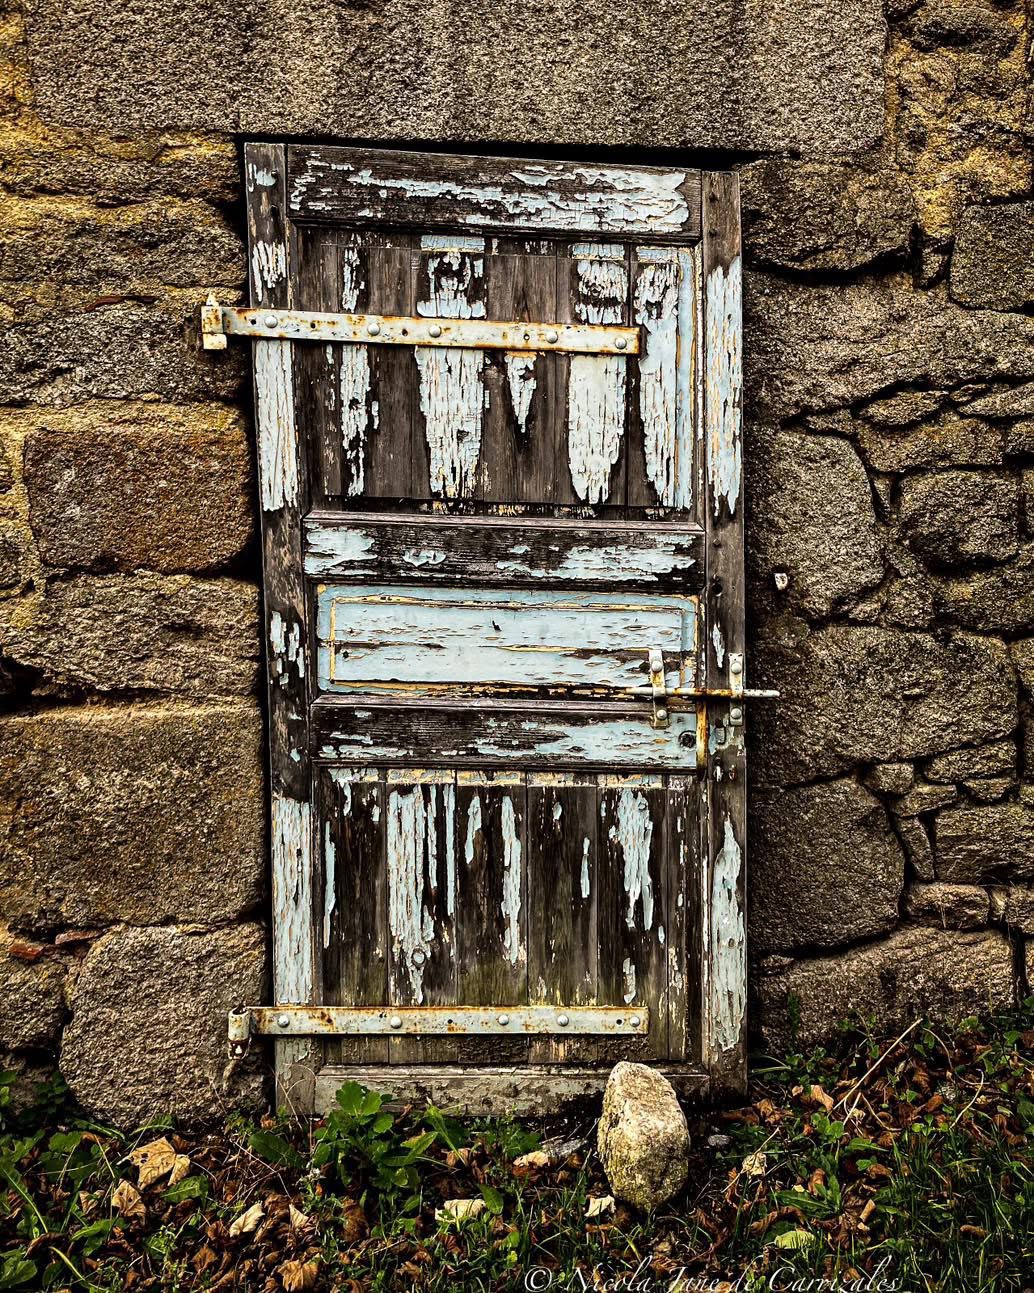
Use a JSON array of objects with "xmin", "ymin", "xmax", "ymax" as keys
[
  {"xmin": 748, "ymin": 428, "xmax": 883, "ymax": 619},
  {"xmin": 21, "ymin": 403, "xmax": 253, "ymax": 573},
  {"xmin": 999, "ymin": 886, "xmax": 1034, "ymax": 936},
  {"xmin": 61, "ymin": 923, "xmax": 267, "ymax": 1128},
  {"xmin": 930, "ymin": 551, "xmax": 1034, "ymax": 635},
  {"xmin": 936, "ymin": 802, "xmax": 1034, "ymax": 885},
  {"xmin": 898, "ymin": 470, "xmax": 1019, "ymax": 569},
  {"xmin": 905, "ymin": 882, "xmax": 990, "ymax": 930},
  {"xmin": 0, "ymin": 297, "xmax": 245, "ymax": 407},
  {"xmin": 1012, "ymin": 640, "xmax": 1034, "ymax": 694},
  {"xmin": 864, "ymin": 763, "xmax": 916, "ymax": 796},
  {"xmin": 965, "ymin": 775, "xmax": 1016, "ymax": 804},
  {"xmin": 746, "ymin": 275, "xmax": 1034, "ymax": 423},
  {"xmin": 951, "ymin": 202, "xmax": 1034, "ymax": 311},
  {"xmin": 856, "ymin": 416, "xmax": 1006, "ymax": 473},
  {"xmin": 0, "ymin": 519, "xmax": 30, "ymax": 590},
  {"xmin": 925, "ymin": 740, "xmax": 1017, "ymax": 783},
  {"xmin": 754, "ymin": 618, "xmax": 1016, "ymax": 785},
  {"xmin": 0, "ymin": 196, "xmax": 243, "ymax": 290},
  {"xmin": 0, "ymin": 704, "xmax": 264, "ymax": 932},
  {"xmin": 961, "ymin": 383, "xmax": 1034, "ymax": 421},
  {"xmin": 891, "ymin": 782, "xmax": 957, "ymax": 817},
  {"xmin": 597, "ymin": 1063, "xmax": 689, "ymax": 1209},
  {"xmin": 894, "ymin": 816, "xmax": 935, "ymax": 880},
  {"xmin": 24, "ymin": 0, "xmax": 885, "ymax": 153},
  {"xmin": 0, "ymin": 932, "xmax": 66, "ymax": 1049},
  {"xmin": 757, "ymin": 928, "xmax": 1015, "ymax": 1050},
  {"xmin": 0, "ymin": 574, "xmax": 260, "ymax": 696},
  {"xmin": 751, "ymin": 780, "xmax": 903, "ymax": 953},
  {"xmin": 741, "ymin": 159, "xmax": 914, "ymax": 271}
]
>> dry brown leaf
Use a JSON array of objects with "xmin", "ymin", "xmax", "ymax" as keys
[
  {"xmin": 280, "ymin": 1259, "xmax": 320, "ymax": 1291},
  {"xmin": 741, "ymin": 1150, "xmax": 767, "ymax": 1177},
  {"xmin": 288, "ymin": 1204, "xmax": 311, "ymax": 1230},
  {"xmin": 585, "ymin": 1195, "xmax": 615, "ymax": 1219},
  {"xmin": 128, "ymin": 1137, "xmax": 178, "ymax": 1190},
  {"xmin": 340, "ymin": 1199, "xmax": 368, "ymax": 1244},
  {"xmin": 445, "ymin": 1147, "xmax": 473, "ymax": 1169},
  {"xmin": 435, "ymin": 1198, "xmax": 486, "ymax": 1222},
  {"xmin": 810, "ymin": 1084, "xmax": 834, "ymax": 1113},
  {"xmin": 512, "ymin": 1150, "xmax": 550, "ymax": 1172},
  {"xmin": 167, "ymin": 1153, "xmax": 192, "ymax": 1186},
  {"xmin": 228, "ymin": 1200, "xmax": 265, "ymax": 1238},
  {"xmin": 112, "ymin": 1179, "xmax": 146, "ymax": 1222}
]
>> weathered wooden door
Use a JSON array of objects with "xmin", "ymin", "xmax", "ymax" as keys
[{"xmin": 231, "ymin": 145, "xmax": 747, "ymax": 1112}]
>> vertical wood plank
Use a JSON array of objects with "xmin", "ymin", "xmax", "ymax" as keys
[
  {"xmin": 415, "ymin": 236, "xmax": 487, "ymax": 502},
  {"xmin": 455, "ymin": 770, "xmax": 527, "ymax": 1064},
  {"xmin": 480, "ymin": 240, "xmax": 560, "ymax": 505},
  {"xmin": 527, "ymin": 773, "xmax": 598, "ymax": 1064},
  {"xmin": 365, "ymin": 233, "xmax": 421, "ymax": 500},
  {"xmin": 320, "ymin": 767, "xmax": 388, "ymax": 1065},
  {"xmin": 247, "ymin": 142, "xmax": 319, "ymax": 1108},
  {"xmin": 598, "ymin": 774, "xmax": 669, "ymax": 1062},
  {"xmin": 385, "ymin": 770, "xmax": 459, "ymax": 1064},
  {"xmin": 701, "ymin": 171, "xmax": 747, "ymax": 1096},
  {"xmin": 560, "ymin": 243, "xmax": 629, "ymax": 510},
  {"xmin": 627, "ymin": 246, "xmax": 699, "ymax": 515},
  {"xmin": 665, "ymin": 773, "xmax": 702, "ymax": 1062}
]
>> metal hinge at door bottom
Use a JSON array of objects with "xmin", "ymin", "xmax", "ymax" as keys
[{"xmin": 228, "ymin": 1005, "xmax": 647, "ymax": 1050}]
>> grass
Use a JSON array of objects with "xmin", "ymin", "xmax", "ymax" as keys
[{"xmin": 1, "ymin": 1000, "xmax": 1032, "ymax": 1290}]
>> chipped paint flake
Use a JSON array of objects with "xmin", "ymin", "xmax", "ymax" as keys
[
  {"xmin": 465, "ymin": 794, "xmax": 482, "ymax": 867},
  {"xmin": 255, "ymin": 340, "xmax": 297, "ymax": 511},
  {"xmin": 500, "ymin": 795, "xmax": 523, "ymax": 966},
  {"xmin": 323, "ymin": 821, "xmax": 337, "ymax": 949},
  {"xmin": 711, "ymin": 622, "xmax": 725, "ymax": 669},
  {"xmin": 251, "ymin": 239, "xmax": 286, "ymax": 299},
  {"xmin": 581, "ymin": 837, "xmax": 591, "ymax": 899},
  {"xmin": 622, "ymin": 957, "xmax": 637, "ymax": 1005},
  {"xmin": 387, "ymin": 787, "xmax": 435, "ymax": 1004},
  {"xmin": 567, "ymin": 246, "xmax": 627, "ymax": 504},
  {"xmin": 504, "ymin": 353, "xmax": 536, "ymax": 436},
  {"xmin": 615, "ymin": 790, "xmax": 654, "ymax": 931},
  {"xmin": 272, "ymin": 795, "xmax": 312, "ymax": 1002},
  {"xmin": 339, "ymin": 246, "xmax": 372, "ymax": 496},
  {"xmin": 711, "ymin": 815, "xmax": 746, "ymax": 1051},
  {"xmin": 706, "ymin": 256, "xmax": 743, "ymax": 517}
]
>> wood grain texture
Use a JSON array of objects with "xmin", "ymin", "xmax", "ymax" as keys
[
  {"xmin": 247, "ymin": 141, "xmax": 319, "ymax": 1108},
  {"xmin": 700, "ymin": 172, "xmax": 748, "ymax": 1096},
  {"xmin": 288, "ymin": 146, "xmax": 702, "ymax": 241}
]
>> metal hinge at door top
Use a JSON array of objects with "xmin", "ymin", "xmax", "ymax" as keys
[{"xmin": 642, "ymin": 649, "xmax": 778, "ymax": 731}]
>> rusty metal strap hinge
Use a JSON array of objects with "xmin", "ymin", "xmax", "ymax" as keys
[
  {"xmin": 228, "ymin": 1005, "xmax": 648, "ymax": 1045},
  {"xmin": 201, "ymin": 298, "xmax": 640, "ymax": 356}
]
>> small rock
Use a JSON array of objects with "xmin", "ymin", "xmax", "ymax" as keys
[
  {"xmin": 892, "ymin": 782, "xmax": 958, "ymax": 817},
  {"xmin": 905, "ymin": 882, "xmax": 990, "ymax": 930},
  {"xmin": 706, "ymin": 1133, "xmax": 732, "ymax": 1150},
  {"xmin": 585, "ymin": 1195, "xmax": 615, "ymax": 1219},
  {"xmin": 864, "ymin": 762, "xmax": 916, "ymax": 796},
  {"xmin": 597, "ymin": 1063, "xmax": 689, "ymax": 1210},
  {"xmin": 925, "ymin": 740, "xmax": 1016, "ymax": 782},
  {"xmin": 435, "ymin": 1199, "xmax": 486, "ymax": 1222}
]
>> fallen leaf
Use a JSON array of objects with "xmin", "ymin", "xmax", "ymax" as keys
[
  {"xmin": 280, "ymin": 1259, "xmax": 320, "ymax": 1291},
  {"xmin": 741, "ymin": 1150, "xmax": 767, "ymax": 1177},
  {"xmin": 435, "ymin": 1199, "xmax": 486, "ymax": 1222},
  {"xmin": 128, "ymin": 1137, "xmax": 178, "ymax": 1189},
  {"xmin": 340, "ymin": 1199, "xmax": 368, "ymax": 1243},
  {"xmin": 512, "ymin": 1150, "xmax": 550, "ymax": 1172},
  {"xmin": 585, "ymin": 1195, "xmax": 615, "ymax": 1219},
  {"xmin": 288, "ymin": 1204, "xmax": 311, "ymax": 1230},
  {"xmin": 774, "ymin": 1228, "xmax": 814, "ymax": 1250},
  {"xmin": 112, "ymin": 1179, "xmax": 146, "ymax": 1222},
  {"xmin": 445, "ymin": 1147, "xmax": 473, "ymax": 1169},
  {"xmin": 168, "ymin": 1154, "xmax": 192, "ymax": 1186},
  {"xmin": 810, "ymin": 1084, "xmax": 834, "ymax": 1113},
  {"xmin": 807, "ymin": 1168, "xmax": 827, "ymax": 1195},
  {"xmin": 229, "ymin": 1201, "xmax": 265, "ymax": 1238}
]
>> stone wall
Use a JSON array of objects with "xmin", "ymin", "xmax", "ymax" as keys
[{"xmin": 1, "ymin": 0, "xmax": 1031, "ymax": 1123}]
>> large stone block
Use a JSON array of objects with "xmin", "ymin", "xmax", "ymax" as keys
[
  {"xmin": 0, "ymin": 296, "xmax": 244, "ymax": 407},
  {"xmin": 0, "ymin": 573, "xmax": 260, "ymax": 696},
  {"xmin": 898, "ymin": 470, "xmax": 1018, "ymax": 569},
  {"xmin": 21, "ymin": 403, "xmax": 253, "ymax": 573},
  {"xmin": 924, "ymin": 739, "xmax": 1016, "ymax": 783},
  {"xmin": 61, "ymin": 923, "xmax": 267, "ymax": 1128},
  {"xmin": 935, "ymin": 801, "xmax": 1034, "ymax": 884},
  {"xmin": 1012, "ymin": 639, "xmax": 1034, "ymax": 694},
  {"xmin": 748, "ymin": 428, "xmax": 884, "ymax": 619},
  {"xmin": 856, "ymin": 416, "xmax": 1006, "ymax": 473},
  {"xmin": 751, "ymin": 779, "xmax": 903, "ymax": 953},
  {"xmin": 753, "ymin": 617, "xmax": 1016, "ymax": 785},
  {"xmin": 742, "ymin": 159, "xmax": 914, "ymax": 272},
  {"xmin": 0, "ymin": 196, "xmax": 243, "ymax": 291},
  {"xmin": 930, "ymin": 549, "xmax": 1034, "ymax": 635},
  {"xmin": 757, "ymin": 927, "xmax": 1014, "ymax": 1050},
  {"xmin": 745, "ymin": 275, "xmax": 1034, "ymax": 423},
  {"xmin": 904, "ymin": 882, "xmax": 989, "ymax": 931},
  {"xmin": 0, "ymin": 704, "xmax": 265, "ymax": 931},
  {"xmin": 951, "ymin": 202, "xmax": 1034, "ymax": 311},
  {"xmin": 23, "ymin": 0, "xmax": 885, "ymax": 153},
  {"xmin": 0, "ymin": 932, "xmax": 66, "ymax": 1050}
]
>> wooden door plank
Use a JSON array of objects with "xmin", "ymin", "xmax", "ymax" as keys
[
  {"xmin": 701, "ymin": 172, "xmax": 748, "ymax": 1096},
  {"xmin": 559, "ymin": 244, "xmax": 629, "ymax": 510},
  {"xmin": 415, "ymin": 236, "xmax": 487, "ymax": 502},
  {"xmin": 527, "ymin": 773, "xmax": 598, "ymax": 1064},
  {"xmin": 320, "ymin": 766, "xmax": 388, "ymax": 1065},
  {"xmin": 480, "ymin": 240, "xmax": 561, "ymax": 505},
  {"xmin": 664, "ymin": 773, "xmax": 702, "ymax": 1062},
  {"xmin": 288, "ymin": 146, "xmax": 703, "ymax": 241},
  {"xmin": 247, "ymin": 142, "xmax": 321, "ymax": 1109},
  {"xmin": 384, "ymin": 769, "xmax": 459, "ymax": 1063},
  {"xmin": 455, "ymin": 771, "xmax": 528, "ymax": 1063},
  {"xmin": 364, "ymin": 233, "xmax": 421, "ymax": 500},
  {"xmin": 598, "ymin": 774, "xmax": 669, "ymax": 1063}
]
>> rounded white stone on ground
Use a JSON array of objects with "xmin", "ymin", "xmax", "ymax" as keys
[{"xmin": 596, "ymin": 1062, "xmax": 690, "ymax": 1210}]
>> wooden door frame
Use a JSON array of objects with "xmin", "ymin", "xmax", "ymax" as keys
[{"xmin": 244, "ymin": 144, "xmax": 746, "ymax": 1111}]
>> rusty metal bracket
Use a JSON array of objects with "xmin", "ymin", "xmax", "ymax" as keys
[
  {"xmin": 647, "ymin": 647, "xmax": 669, "ymax": 730},
  {"xmin": 200, "ymin": 297, "xmax": 640, "ymax": 356},
  {"xmin": 229, "ymin": 1005, "xmax": 649, "ymax": 1040}
]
